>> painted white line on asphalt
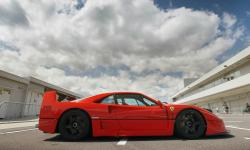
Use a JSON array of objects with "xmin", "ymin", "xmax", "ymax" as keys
[
  {"xmin": 226, "ymin": 125, "xmax": 250, "ymax": 131},
  {"xmin": 224, "ymin": 121, "xmax": 243, "ymax": 123},
  {"xmin": 0, "ymin": 119, "xmax": 38, "ymax": 124},
  {"xmin": 0, "ymin": 121, "xmax": 37, "ymax": 130},
  {"xmin": 0, "ymin": 128, "xmax": 37, "ymax": 135},
  {"xmin": 219, "ymin": 117, "xmax": 250, "ymax": 119},
  {"xmin": 244, "ymin": 137, "xmax": 250, "ymax": 140},
  {"xmin": 117, "ymin": 139, "xmax": 127, "ymax": 146}
]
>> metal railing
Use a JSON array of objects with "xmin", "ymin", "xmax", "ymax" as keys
[{"xmin": 0, "ymin": 100, "xmax": 41, "ymax": 119}]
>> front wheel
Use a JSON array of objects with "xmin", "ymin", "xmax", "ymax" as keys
[
  {"xmin": 58, "ymin": 110, "xmax": 90, "ymax": 141},
  {"xmin": 175, "ymin": 109, "xmax": 206, "ymax": 139}
]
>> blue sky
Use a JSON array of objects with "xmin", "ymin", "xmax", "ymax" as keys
[
  {"xmin": 155, "ymin": 0, "xmax": 250, "ymax": 62},
  {"xmin": 0, "ymin": 0, "xmax": 249, "ymax": 101}
]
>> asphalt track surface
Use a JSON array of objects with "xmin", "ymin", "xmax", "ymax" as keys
[{"xmin": 0, "ymin": 114, "xmax": 250, "ymax": 150}]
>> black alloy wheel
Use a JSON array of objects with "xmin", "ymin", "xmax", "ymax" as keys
[
  {"xmin": 175, "ymin": 109, "xmax": 206, "ymax": 139},
  {"xmin": 58, "ymin": 110, "xmax": 90, "ymax": 141}
]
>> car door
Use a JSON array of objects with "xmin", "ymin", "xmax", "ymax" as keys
[
  {"xmin": 109, "ymin": 94, "xmax": 168, "ymax": 136},
  {"xmin": 92, "ymin": 95, "xmax": 121, "ymax": 136}
]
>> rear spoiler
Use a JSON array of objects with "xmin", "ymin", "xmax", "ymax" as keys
[
  {"xmin": 42, "ymin": 91, "xmax": 58, "ymax": 105},
  {"xmin": 39, "ymin": 91, "xmax": 58, "ymax": 119}
]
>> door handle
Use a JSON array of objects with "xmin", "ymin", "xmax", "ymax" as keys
[
  {"xmin": 108, "ymin": 105, "xmax": 112, "ymax": 113},
  {"xmin": 108, "ymin": 105, "xmax": 119, "ymax": 113}
]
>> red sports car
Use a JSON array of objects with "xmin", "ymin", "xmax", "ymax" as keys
[{"xmin": 39, "ymin": 91, "xmax": 226, "ymax": 140}]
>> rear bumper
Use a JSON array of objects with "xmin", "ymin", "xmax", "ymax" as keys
[{"xmin": 38, "ymin": 118, "xmax": 57, "ymax": 133}]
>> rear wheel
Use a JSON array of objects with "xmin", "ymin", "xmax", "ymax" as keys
[
  {"xmin": 58, "ymin": 110, "xmax": 90, "ymax": 141},
  {"xmin": 175, "ymin": 109, "xmax": 206, "ymax": 139}
]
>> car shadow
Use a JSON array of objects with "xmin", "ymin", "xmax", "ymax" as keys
[
  {"xmin": 44, "ymin": 135, "xmax": 120, "ymax": 142},
  {"xmin": 121, "ymin": 134, "xmax": 234, "ymax": 142},
  {"xmin": 200, "ymin": 134, "xmax": 235, "ymax": 140},
  {"xmin": 44, "ymin": 134, "xmax": 234, "ymax": 142}
]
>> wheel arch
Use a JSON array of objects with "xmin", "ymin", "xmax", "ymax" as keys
[
  {"xmin": 56, "ymin": 108, "xmax": 92, "ymax": 136},
  {"xmin": 174, "ymin": 108, "xmax": 207, "ymax": 136}
]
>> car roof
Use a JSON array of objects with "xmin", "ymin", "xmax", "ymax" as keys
[
  {"xmin": 78, "ymin": 91, "xmax": 151, "ymax": 103},
  {"xmin": 101, "ymin": 91, "xmax": 144, "ymax": 95}
]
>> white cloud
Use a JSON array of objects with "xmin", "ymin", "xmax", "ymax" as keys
[
  {"xmin": 34, "ymin": 66, "xmax": 182, "ymax": 101},
  {"xmin": 0, "ymin": 0, "xmax": 29, "ymax": 27},
  {"xmin": 246, "ymin": 11, "xmax": 250, "ymax": 16},
  {"xmin": 245, "ymin": 36, "xmax": 250, "ymax": 47},
  {"xmin": 0, "ymin": 0, "xmax": 244, "ymax": 101},
  {"xmin": 222, "ymin": 12, "xmax": 237, "ymax": 28}
]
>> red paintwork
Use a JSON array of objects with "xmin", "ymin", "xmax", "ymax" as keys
[{"xmin": 39, "ymin": 91, "xmax": 226, "ymax": 137}]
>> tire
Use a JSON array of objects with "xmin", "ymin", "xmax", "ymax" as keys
[
  {"xmin": 175, "ymin": 109, "xmax": 206, "ymax": 139},
  {"xmin": 58, "ymin": 110, "xmax": 90, "ymax": 141}
]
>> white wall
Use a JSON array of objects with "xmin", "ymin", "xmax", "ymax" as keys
[
  {"xmin": 0, "ymin": 77, "xmax": 27, "ymax": 118},
  {"xmin": 175, "ymin": 59, "xmax": 250, "ymax": 101},
  {"xmin": 0, "ymin": 88, "xmax": 11, "ymax": 118},
  {"xmin": 23, "ymin": 83, "xmax": 44, "ymax": 116},
  {"xmin": 239, "ymin": 61, "xmax": 250, "ymax": 76},
  {"xmin": 0, "ymin": 73, "xmax": 80, "ymax": 119},
  {"xmin": 198, "ymin": 92, "xmax": 250, "ymax": 114}
]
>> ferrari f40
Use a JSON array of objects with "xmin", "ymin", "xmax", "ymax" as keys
[{"xmin": 39, "ymin": 91, "xmax": 226, "ymax": 140}]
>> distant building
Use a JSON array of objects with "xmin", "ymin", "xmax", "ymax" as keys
[
  {"xmin": 0, "ymin": 70, "xmax": 82, "ymax": 119},
  {"xmin": 184, "ymin": 78, "xmax": 198, "ymax": 87},
  {"xmin": 171, "ymin": 47, "xmax": 250, "ymax": 114}
]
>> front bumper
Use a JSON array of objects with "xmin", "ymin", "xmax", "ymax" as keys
[{"xmin": 206, "ymin": 118, "xmax": 226, "ymax": 136}]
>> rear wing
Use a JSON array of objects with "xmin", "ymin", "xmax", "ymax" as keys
[
  {"xmin": 39, "ymin": 91, "xmax": 78, "ymax": 118},
  {"xmin": 39, "ymin": 91, "xmax": 58, "ymax": 119},
  {"xmin": 42, "ymin": 91, "xmax": 58, "ymax": 105}
]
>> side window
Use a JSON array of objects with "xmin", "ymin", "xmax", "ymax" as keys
[
  {"xmin": 117, "ymin": 98, "xmax": 123, "ymax": 105},
  {"xmin": 99, "ymin": 95, "xmax": 115, "ymax": 104},
  {"xmin": 137, "ymin": 100, "xmax": 145, "ymax": 106},
  {"xmin": 142, "ymin": 97, "xmax": 158, "ymax": 106},
  {"xmin": 123, "ymin": 98, "xmax": 139, "ymax": 106},
  {"xmin": 115, "ymin": 94, "xmax": 147, "ymax": 106}
]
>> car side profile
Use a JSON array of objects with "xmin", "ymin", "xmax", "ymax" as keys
[{"xmin": 39, "ymin": 91, "xmax": 226, "ymax": 140}]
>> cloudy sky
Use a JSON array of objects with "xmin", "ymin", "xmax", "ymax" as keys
[{"xmin": 0, "ymin": 0, "xmax": 249, "ymax": 102}]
